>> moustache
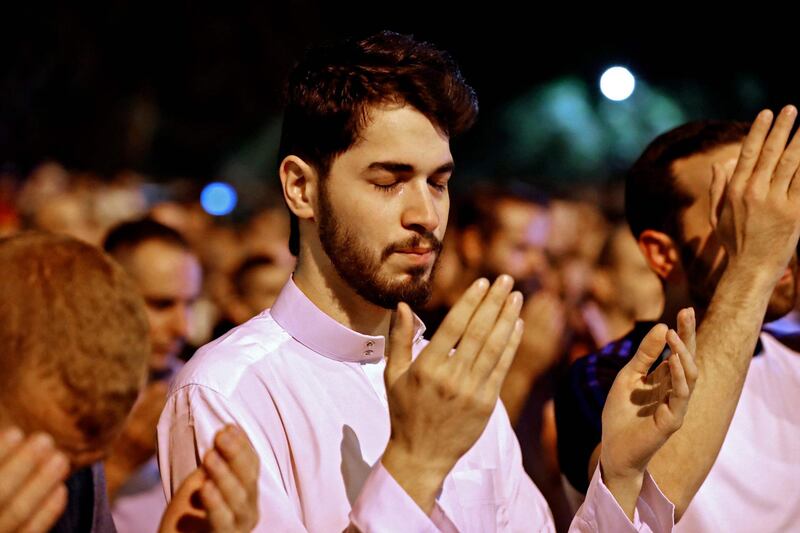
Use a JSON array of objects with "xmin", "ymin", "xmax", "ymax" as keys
[{"xmin": 381, "ymin": 231, "xmax": 443, "ymax": 261}]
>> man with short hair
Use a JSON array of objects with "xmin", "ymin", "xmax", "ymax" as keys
[
  {"xmin": 159, "ymin": 31, "xmax": 697, "ymax": 532},
  {"xmin": 102, "ymin": 218, "xmax": 202, "ymax": 532},
  {"xmin": 556, "ymin": 113, "xmax": 800, "ymax": 531}
]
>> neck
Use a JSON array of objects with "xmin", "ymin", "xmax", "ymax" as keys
[{"xmin": 293, "ymin": 248, "xmax": 393, "ymax": 337}]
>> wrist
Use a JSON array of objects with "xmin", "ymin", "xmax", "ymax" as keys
[
  {"xmin": 599, "ymin": 459, "xmax": 644, "ymax": 522},
  {"xmin": 381, "ymin": 440, "xmax": 450, "ymax": 514},
  {"xmin": 722, "ymin": 256, "xmax": 787, "ymax": 287}
]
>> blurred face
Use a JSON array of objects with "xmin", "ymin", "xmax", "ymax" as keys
[
  {"xmin": 240, "ymin": 264, "xmax": 291, "ymax": 315},
  {"xmin": 125, "ymin": 240, "xmax": 202, "ymax": 371},
  {"xmin": 672, "ymin": 143, "xmax": 798, "ymax": 319},
  {"xmin": 315, "ymin": 104, "xmax": 451, "ymax": 309},
  {"xmin": 482, "ymin": 199, "xmax": 552, "ymax": 296}
]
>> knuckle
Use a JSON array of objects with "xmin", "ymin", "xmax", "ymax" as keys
[{"xmin": 740, "ymin": 146, "xmax": 759, "ymax": 160}]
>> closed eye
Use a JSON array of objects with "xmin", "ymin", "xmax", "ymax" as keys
[{"xmin": 374, "ymin": 182, "xmax": 401, "ymax": 193}]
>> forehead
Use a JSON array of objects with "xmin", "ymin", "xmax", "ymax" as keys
[
  {"xmin": 334, "ymin": 104, "xmax": 453, "ymax": 172},
  {"xmin": 126, "ymin": 240, "xmax": 201, "ymax": 296},
  {"xmin": 671, "ymin": 142, "xmax": 742, "ymax": 199},
  {"xmin": 494, "ymin": 199, "xmax": 548, "ymax": 230}
]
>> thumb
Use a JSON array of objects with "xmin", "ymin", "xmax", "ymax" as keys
[
  {"xmin": 624, "ymin": 323, "xmax": 669, "ymax": 377},
  {"xmin": 709, "ymin": 162, "xmax": 726, "ymax": 230},
  {"xmin": 385, "ymin": 302, "xmax": 414, "ymax": 385}
]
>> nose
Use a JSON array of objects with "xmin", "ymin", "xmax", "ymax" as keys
[
  {"xmin": 170, "ymin": 303, "xmax": 192, "ymax": 341},
  {"xmin": 401, "ymin": 180, "xmax": 441, "ymax": 233}
]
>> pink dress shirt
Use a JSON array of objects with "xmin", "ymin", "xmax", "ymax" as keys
[{"xmin": 158, "ymin": 278, "xmax": 674, "ymax": 532}]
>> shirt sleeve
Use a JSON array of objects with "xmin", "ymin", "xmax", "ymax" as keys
[
  {"xmin": 349, "ymin": 462, "xmax": 458, "ymax": 533},
  {"xmin": 158, "ymin": 383, "xmax": 457, "ymax": 533},
  {"xmin": 568, "ymin": 464, "xmax": 675, "ymax": 532}
]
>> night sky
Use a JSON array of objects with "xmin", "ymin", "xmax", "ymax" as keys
[{"xmin": 2, "ymin": 3, "xmax": 796, "ymax": 184}]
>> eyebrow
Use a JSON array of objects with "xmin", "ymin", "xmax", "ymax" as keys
[{"xmin": 366, "ymin": 161, "xmax": 455, "ymax": 175}]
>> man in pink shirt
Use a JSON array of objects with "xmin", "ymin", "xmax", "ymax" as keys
[{"xmin": 158, "ymin": 31, "xmax": 701, "ymax": 531}]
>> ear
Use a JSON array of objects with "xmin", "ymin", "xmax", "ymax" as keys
[
  {"xmin": 459, "ymin": 225, "xmax": 486, "ymax": 269},
  {"xmin": 279, "ymin": 155, "xmax": 319, "ymax": 222},
  {"xmin": 638, "ymin": 229, "xmax": 681, "ymax": 280}
]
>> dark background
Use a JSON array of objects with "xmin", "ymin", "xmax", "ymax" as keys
[{"xmin": 1, "ymin": 3, "xmax": 796, "ymax": 192}]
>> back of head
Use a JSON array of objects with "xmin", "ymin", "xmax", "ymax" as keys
[
  {"xmin": 625, "ymin": 120, "xmax": 750, "ymax": 240},
  {"xmin": 0, "ymin": 231, "xmax": 149, "ymax": 443},
  {"xmin": 279, "ymin": 30, "xmax": 479, "ymax": 255},
  {"xmin": 103, "ymin": 216, "xmax": 190, "ymax": 263},
  {"xmin": 454, "ymin": 183, "xmax": 550, "ymax": 238}
]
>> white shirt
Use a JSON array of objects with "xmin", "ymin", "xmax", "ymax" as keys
[{"xmin": 677, "ymin": 332, "xmax": 800, "ymax": 532}]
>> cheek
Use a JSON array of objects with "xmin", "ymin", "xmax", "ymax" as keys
[{"xmin": 146, "ymin": 311, "xmax": 172, "ymax": 339}]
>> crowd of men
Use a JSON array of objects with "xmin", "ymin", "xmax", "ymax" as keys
[{"xmin": 1, "ymin": 31, "xmax": 799, "ymax": 532}]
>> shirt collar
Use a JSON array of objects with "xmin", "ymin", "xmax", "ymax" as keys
[{"xmin": 270, "ymin": 277, "xmax": 426, "ymax": 364}]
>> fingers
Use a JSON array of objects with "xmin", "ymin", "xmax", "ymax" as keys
[
  {"xmin": 200, "ymin": 480, "xmax": 236, "ymax": 532},
  {"xmin": 771, "ymin": 106, "xmax": 800, "ymax": 195},
  {"xmin": 385, "ymin": 302, "xmax": 415, "ymax": 385},
  {"xmin": 729, "ymin": 109, "xmax": 773, "ymax": 192},
  {"xmin": 203, "ymin": 450, "xmax": 247, "ymax": 524},
  {"xmin": 470, "ymin": 291, "xmax": 523, "ymax": 378},
  {"xmin": 0, "ymin": 434, "xmax": 69, "ymax": 533},
  {"xmin": 749, "ymin": 105, "xmax": 798, "ymax": 197},
  {"xmin": 624, "ymin": 323, "xmax": 669, "ymax": 376},
  {"xmin": 426, "ymin": 277, "xmax": 491, "ymax": 360},
  {"xmin": 212, "ymin": 426, "xmax": 258, "ymax": 499},
  {"xmin": 201, "ymin": 426, "xmax": 259, "ymax": 532},
  {"xmin": 790, "ymin": 164, "xmax": 800, "ymax": 202},
  {"xmin": 709, "ymin": 163, "xmax": 726, "ymax": 230},
  {"xmin": 665, "ymin": 330, "xmax": 691, "ymax": 406},
  {"xmin": 0, "ymin": 434, "xmax": 59, "ymax": 505},
  {"xmin": 453, "ymin": 275, "xmax": 514, "ymax": 368},
  {"xmin": 676, "ymin": 307, "xmax": 697, "ymax": 356},
  {"xmin": 0, "ymin": 427, "xmax": 24, "ymax": 466},
  {"xmin": 488, "ymin": 318, "xmax": 525, "ymax": 391},
  {"xmin": 17, "ymin": 484, "xmax": 68, "ymax": 533}
]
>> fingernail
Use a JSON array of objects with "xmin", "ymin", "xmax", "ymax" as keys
[
  {"xmin": 206, "ymin": 450, "xmax": 221, "ymax": 468},
  {"xmin": 218, "ymin": 430, "xmax": 234, "ymax": 449},
  {"xmin": 1, "ymin": 427, "xmax": 24, "ymax": 446},
  {"xmin": 31, "ymin": 433, "xmax": 54, "ymax": 453},
  {"xmin": 47, "ymin": 452, "xmax": 69, "ymax": 475},
  {"xmin": 784, "ymin": 105, "xmax": 797, "ymax": 117},
  {"xmin": 475, "ymin": 278, "xmax": 489, "ymax": 290}
]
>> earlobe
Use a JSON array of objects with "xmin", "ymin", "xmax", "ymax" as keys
[
  {"xmin": 280, "ymin": 156, "xmax": 318, "ymax": 221},
  {"xmin": 638, "ymin": 230, "xmax": 679, "ymax": 280}
]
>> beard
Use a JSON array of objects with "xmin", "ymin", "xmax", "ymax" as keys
[
  {"xmin": 317, "ymin": 183, "xmax": 443, "ymax": 310},
  {"xmin": 679, "ymin": 237, "xmax": 798, "ymax": 321}
]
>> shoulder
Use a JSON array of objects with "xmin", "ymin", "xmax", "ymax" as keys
[{"xmin": 170, "ymin": 310, "xmax": 293, "ymax": 397}]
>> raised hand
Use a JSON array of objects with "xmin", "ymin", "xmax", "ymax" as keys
[{"xmin": 381, "ymin": 275, "xmax": 524, "ymax": 513}]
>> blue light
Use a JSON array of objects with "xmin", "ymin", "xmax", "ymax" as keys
[{"xmin": 201, "ymin": 182, "xmax": 237, "ymax": 216}]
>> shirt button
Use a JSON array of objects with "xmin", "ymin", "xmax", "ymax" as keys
[
  {"xmin": 364, "ymin": 350, "xmax": 373, "ymax": 356},
  {"xmin": 366, "ymin": 341, "xmax": 375, "ymax": 348}
]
